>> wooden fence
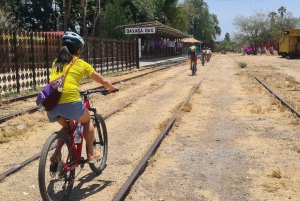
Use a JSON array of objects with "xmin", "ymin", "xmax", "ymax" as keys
[{"xmin": 0, "ymin": 29, "xmax": 136, "ymax": 95}]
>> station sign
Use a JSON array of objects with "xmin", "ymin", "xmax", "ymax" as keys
[{"xmin": 125, "ymin": 27, "xmax": 155, "ymax": 34}]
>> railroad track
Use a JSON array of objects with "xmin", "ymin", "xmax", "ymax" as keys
[
  {"xmin": 0, "ymin": 59, "xmax": 186, "ymax": 124},
  {"xmin": 0, "ymin": 58, "xmax": 188, "ymax": 177},
  {"xmin": 0, "ymin": 55, "xmax": 215, "ymax": 200},
  {"xmin": 228, "ymin": 53, "xmax": 300, "ymax": 118},
  {"xmin": 3, "ymin": 54, "xmax": 298, "ymax": 200}
]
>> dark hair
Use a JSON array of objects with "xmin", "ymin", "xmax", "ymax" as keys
[{"xmin": 54, "ymin": 45, "xmax": 80, "ymax": 73}]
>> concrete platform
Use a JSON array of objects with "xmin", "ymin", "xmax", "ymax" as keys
[{"xmin": 139, "ymin": 55, "xmax": 188, "ymax": 67}]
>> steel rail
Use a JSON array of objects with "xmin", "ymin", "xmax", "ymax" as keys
[
  {"xmin": 0, "ymin": 60, "xmax": 186, "ymax": 179},
  {"xmin": 253, "ymin": 74, "xmax": 300, "ymax": 117},
  {"xmin": 0, "ymin": 59, "xmax": 184, "ymax": 106},
  {"xmin": 0, "ymin": 59, "xmax": 186, "ymax": 124},
  {"xmin": 112, "ymin": 69, "xmax": 211, "ymax": 201}
]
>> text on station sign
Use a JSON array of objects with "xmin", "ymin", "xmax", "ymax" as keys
[{"xmin": 125, "ymin": 27, "xmax": 155, "ymax": 34}]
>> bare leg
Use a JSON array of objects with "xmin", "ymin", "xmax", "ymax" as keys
[
  {"xmin": 76, "ymin": 108, "xmax": 95, "ymax": 156},
  {"xmin": 52, "ymin": 118, "xmax": 74, "ymax": 160}
]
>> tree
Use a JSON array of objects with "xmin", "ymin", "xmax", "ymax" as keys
[
  {"xmin": 232, "ymin": 11, "xmax": 270, "ymax": 54},
  {"xmin": 268, "ymin": 11, "xmax": 277, "ymax": 24},
  {"xmin": 5, "ymin": 0, "xmax": 59, "ymax": 31},
  {"xmin": 0, "ymin": 9, "xmax": 19, "ymax": 29},
  {"xmin": 280, "ymin": 11, "xmax": 300, "ymax": 29},
  {"xmin": 225, "ymin": 32, "xmax": 230, "ymax": 42},
  {"xmin": 221, "ymin": 39, "xmax": 230, "ymax": 52},
  {"xmin": 101, "ymin": 0, "xmax": 133, "ymax": 39},
  {"xmin": 165, "ymin": 3, "xmax": 189, "ymax": 33},
  {"xmin": 183, "ymin": 0, "xmax": 221, "ymax": 42},
  {"xmin": 278, "ymin": 6, "xmax": 286, "ymax": 22}
]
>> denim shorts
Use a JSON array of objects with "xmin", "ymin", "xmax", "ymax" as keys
[{"xmin": 47, "ymin": 101, "xmax": 85, "ymax": 122}]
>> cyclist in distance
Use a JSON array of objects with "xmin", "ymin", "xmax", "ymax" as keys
[
  {"xmin": 201, "ymin": 47, "xmax": 207, "ymax": 60},
  {"xmin": 206, "ymin": 48, "xmax": 212, "ymax": 62},
  {"xmin": 187, "ymin": 42, "xmax": 199, "ymax": 71},
  {"xmin": 47, "ymin": 32, "xmax": 118, "ymax": 163}
]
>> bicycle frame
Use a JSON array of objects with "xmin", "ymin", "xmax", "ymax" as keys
[{"xmin": 52, "ymin": 97, "xmax": 93, "ymax": 173}]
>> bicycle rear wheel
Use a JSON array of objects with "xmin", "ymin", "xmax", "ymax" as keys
[
  {"xmin": 89, "ymin": 114, "xmax": 108, "ymax": 174},
  {"xmin": 38, "ymin": 132, "xmax": 75, "ymax": 201},
  {"xmin": 192, "ymin": 62, "xmax": 196, "ymax": 76}
]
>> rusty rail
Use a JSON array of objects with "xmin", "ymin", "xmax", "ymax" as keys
[{"xmin": 0, "ymin": 59, "xmax": 186, "ymax": 179}]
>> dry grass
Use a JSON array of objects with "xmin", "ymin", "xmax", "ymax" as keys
[
  {"xmin": 250, "ymin": 105, "xmax": 264, "ymax": 114},
  {"xmin": 195, "ymin": 87, "xmax": 202, "ymax": 94},
  {"xmin": 270, "ymin": 169, "xmax": 282, "ymax": 179},
  {"xmin": 158, "ymin": 118, "xmax": 171, "ymax": 132},
  {"xmin": 183, "ymin": 102, "xmax": 192, "ymax": 112},
  {"xmin": 261, "ymin": 183, "xmax": 278, "ymax": 192},
  {"xmin": 0, "ymin": 175, "xmax": 5, "ymax": 182},
  {"xmin": 150, "ymin": 83, "xmax": 159, "ymax": 87},
  {"xmin": 0, "ymin": 112, "xmax": 48, "ymax": 143},
  {"xmin": 278, "ymin": 103, "xmax": 288, "ymax": 113}
]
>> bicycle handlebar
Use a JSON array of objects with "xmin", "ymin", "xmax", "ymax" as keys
[{"xmin": 80, "ymin": 88, "xmax": 119, "ymax": 96}]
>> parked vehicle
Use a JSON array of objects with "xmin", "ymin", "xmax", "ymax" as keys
[{"xmin": 278, "ymin": 28, "xmax": 300, "ymax": 58}]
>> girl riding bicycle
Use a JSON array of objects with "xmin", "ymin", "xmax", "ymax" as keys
[{"xmin": 47, "ymin": 32, "xmax": 118, "ymax": 163}]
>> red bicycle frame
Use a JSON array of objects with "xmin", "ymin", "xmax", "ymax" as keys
[{"xmin": 51, "ymin": 98, "xmax": 92, "ymax": 172}]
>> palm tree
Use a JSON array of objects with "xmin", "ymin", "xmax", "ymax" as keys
[
  {"xmin": 278, "ymin": 6, "xmax": 286, "ymax": 22},
  {"xmin": 268, "ymin": 11, "xmax": 277, "ymax": 24}
]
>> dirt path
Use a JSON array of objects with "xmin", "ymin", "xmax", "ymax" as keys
[
  {"xmin": 126, "ymin": 54, "xmax": 300, "ymax": 201},
  {"xmin": 1, "ymin": 54, "xmax": 300, "ymax": 201}
]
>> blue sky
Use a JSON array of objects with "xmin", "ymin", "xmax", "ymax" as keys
[{"xmin": 180, "ymin": 0, "xmax": 300, "ymax": 41}]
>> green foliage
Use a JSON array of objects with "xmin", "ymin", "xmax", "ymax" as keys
[
  {"xmin": 165, "ymin": 3, "xmax": 189, "ymax": 32},
  {"xmin": 225, "ymin": 32, "xmax": 230, "ymax": 42},
  {"xmin": 101, "ymin": 0, "xmax": 133, "ymax": 39},
  {"xmin": 221, "ymin": 39, "xmax": 230, "ymax": 47},
  {"xmin": 183, "ymin": 0, "xmax": 221, "ymax": 42},
  {"xmin": 278, "ymin": 6, "xmax": 286, "ymax": 20},
  {"xmin": 1, "ymin": 0, "xmax": 222, "ymax": 42},
  {"xmin": 5, "ymin": 0, "xmax": 58, "ymax": 31},
  {"xmin": 232, "ymin": 8, "xmax": 300, "ymax": 51},
  {"xmin": 238, "ymin": 62, "xmax": 247, "ymax": 68},
  {"xmin": 0, "ymin": 9, "xmax": 18, "ymax": 29}
]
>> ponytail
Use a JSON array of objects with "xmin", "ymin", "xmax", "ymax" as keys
[{"xmin": 54, "ymin": 45, "xmax": 80, "ymax": 73}]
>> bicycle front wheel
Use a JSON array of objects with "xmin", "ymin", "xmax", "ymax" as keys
[
  {"xmin": 89, "ymin": 114, "xmax": 108, "ymax": 174},
  {"xmin": 38, "ymin": 132, "xmax": 75, "ymax": 201}
]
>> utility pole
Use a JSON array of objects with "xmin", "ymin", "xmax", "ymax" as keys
[
  {"xmin": 135, "ymin": 11, "xmax": 139, "ymax": 69},
  {"xmin": 63, "ymin": 0, "xmax": 67, "ymax": 32},
  {"xmin": 99, "ymin": 0, "xmax": 101, "ymax": 37},
  {"xmin": 82, "ymin": 0, "xmax": 88, "ymax": 61},
  {"xmin": 82, "ymin": 0, "xmax": 87, "ymax": 37}
]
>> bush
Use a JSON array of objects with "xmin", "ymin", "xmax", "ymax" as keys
[
  {"xmin": 244, "ymin": 45, "xmax": 253, "ymax": 54},
  {"xmin": 239, "ymin": 62, "xmax": 247, "ymax": 68}
]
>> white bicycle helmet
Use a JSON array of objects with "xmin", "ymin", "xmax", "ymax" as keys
[{"xmin": 62, "ymin": 32, "xmax": 84, "ymax": 48}]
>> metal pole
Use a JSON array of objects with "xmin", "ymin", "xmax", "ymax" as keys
[
  {"xmin": 63, "ymin": 0, "xmax": 67, "ymax": 32},
  {"xmin": 83, "ymin": 0, "xmax": 87, "ymax": 37},
  {"xmin": 136, "ymin": 37, "xmax": 139, "ymax": 69}
]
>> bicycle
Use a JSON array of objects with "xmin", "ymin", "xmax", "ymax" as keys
[
  {"xmin": 201, "ymin": 54, "xmax": 206, "ymax": 66},
  {"xmin": 38, "ymin": 88, "xmax": 117, "ymax": 201},
  {"xmin": 206, "ymin": 53, "xmax": 211, "ymax": 62}
]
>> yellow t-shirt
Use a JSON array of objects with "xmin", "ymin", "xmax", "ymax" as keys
[{"xmin": 50, "ymin": 57, "xmax": 94, "ymax": 104}]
